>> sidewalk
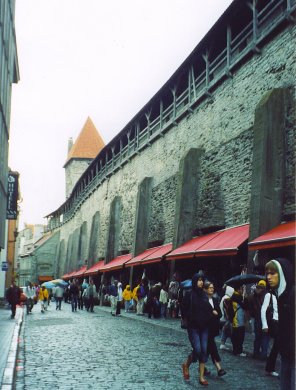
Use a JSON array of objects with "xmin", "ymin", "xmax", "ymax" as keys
[
  {"xmin": 0, "ymin": 306, "xmax": 23, "ymax": 390},
  {"xmin": 95, "ymin": 304, "xmax": 255, "ymax": 354}
]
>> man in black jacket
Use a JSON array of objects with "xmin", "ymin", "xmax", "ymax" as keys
[
  {"xmin": 6, "ymin": 280, "xmax": 21, "ymax": 319},
  {"xmin": 265, "ymin": 258, "xmax": 295, "ymax": 390}
]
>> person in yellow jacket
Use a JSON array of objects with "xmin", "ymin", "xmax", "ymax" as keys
[
  {"xmin": 132, "ymin": 284, "xmax": 140, "ymax": 312},
  {"xmin": 39, "ymin": 286, "xmax": 49, "ymax": 313},
  {"xmin": 122, "ymin": 285, "xmax": 133, "ymax": 312}
]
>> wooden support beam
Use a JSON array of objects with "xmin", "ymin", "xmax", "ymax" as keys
[
  {"xmin": 248, "ymin": 0, "xmax": 260, "ymax": 53},
  {"xmin": 202, "ymin": 52, "xmax": 210, "ymax": 90},
  {"xmin": 145, "ymin": 111, "xmax": 151, "ymax": 139},
  {"xmin": 159, "ymin": 100, "xmax": 163, "ymax": 129},
  {"xmin": 171, "ymin": 87, "xmax": 177, "ymax": 120},
  {"xmin": 191, "ymin": 66, "xmax": 196, "ymax": 100},
  {"xmin": 226, "ymin": 25, "xmax": 233, "ymax": 77}
]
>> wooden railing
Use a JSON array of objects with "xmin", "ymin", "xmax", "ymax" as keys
[{"xmin": 46, "ymin": 0, "xmax": 295, "ymax": 231}]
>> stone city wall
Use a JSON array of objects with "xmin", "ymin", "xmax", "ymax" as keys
[{"xmin": 55, "ymin": 24, "xmax": 295, "ymax": 273}]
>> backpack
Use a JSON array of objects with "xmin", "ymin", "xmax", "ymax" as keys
[
  {"xmin": 178, "ymin": 280, "xmax": 192, "ymax": 317},
  {"xmin": 223, "ymin": 298, "xmax": 238, "ymax": 322}
]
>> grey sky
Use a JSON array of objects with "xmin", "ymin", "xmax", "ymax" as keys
[{"xmin": 9, "ymin": 0, "xmax": 232, "ymax": 228}]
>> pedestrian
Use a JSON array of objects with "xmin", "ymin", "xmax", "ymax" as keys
[
  {"xmin": 132, "ymin": 283, "xmax": 140, "ymax": 312},
  {"xmin": 24, "ymin": 282, "xmax": 36, "ymax": 314},
  {"xmin": 54, "ymin": 285, "xmax": 64, "ymax": 310},
  {"xmin": 181, "ymin": 271, "xmax": 214, "ymax": 386},
  {"xmin": 168, "ymin": 275, "xmax": 180, "ymax": 318},
  {"xmin": 39, "ymin": 286, "xmax": 49, "ymax": 313},
  {"xmin": 219, "ymin": 285, "xmax": 234, "ymax": 350},
  {"xmin": 109, "ymin": 280, "xmax": 119, "ymax": 316},
  {"xmin": 227, "ymin": 285, "xmax": 248, "ymax": 356},
  {"xmin": 69, "ymin": 279, "xmax": 79, "ymax": 312},
  {"xmin": 86, "ymin": 279, "xmax": 97, "ymax": 312},
  {"xmin": 6, "ymin": 280, "xmax": 21, "ymax": 319},
  {"xmin": 159, "ymin": 284, "xmax": 169, "ymax": 318},
  {"xmin": 265, "ymin": 258, "xmax": 295, "ymax": 390},
  {"xmin": 136, "ymin": 280, "xmax": 146, "ymax": 315},
  {"xmin": 116, "ymin": 282, "xmax": 123, "ymax": 316},
  {"xmin": 77, "ymin": 284, "xmax": 84, "ymax": 310},
  {"xmin": 204, "ymin": 281, "xmax": 227, "ymax": 377},
  {"xmin": 248, "ymin": 279, "xmax": 269, "ymax": 359},
  {"xmin": 153, "ymin": 282, "xmax": 162, "ymax": 319},
  {"xmin": 261, "ymin": 286, "xmax": 279, "ymax": 377},
  {"xmin": 122, "ymin": 284, "xmax": 133, "ymax": 312}
]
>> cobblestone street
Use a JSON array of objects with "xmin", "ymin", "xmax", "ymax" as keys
[{"xmin": 14, "ymin": 303, "xmax": 280, "ymax": 390}]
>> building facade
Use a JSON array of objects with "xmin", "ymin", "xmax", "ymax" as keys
[{"xmin": 0, "ymin": 0, "xmax": 19, "ymax": 250}]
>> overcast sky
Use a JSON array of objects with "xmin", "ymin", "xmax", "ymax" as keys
[{"xmin": 9, "ymin": 0, "xmax": 233, "ymax": 229}]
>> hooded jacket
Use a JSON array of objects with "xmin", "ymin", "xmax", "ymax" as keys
[
  {"xmin": 269, "ymin": 258, "xmax": 295, "ymax": 362},
  {"xmin": 122, "ymin": 285, "xmax": 133, "ymax": 301},
  {"xmin": 183, "ymin": 273, "xmax": 213, "ymax": 330},
  {"xmin": 219, "ymin": 285, "xmax": 234, "ymax": 322}
]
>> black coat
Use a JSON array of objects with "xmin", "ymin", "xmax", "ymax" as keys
[
  {"xmin": 208, "ymin": 296, "xmax": 222, "ymax": 337},
  {"xmin": 276, "ymin": 258, "xmax": 295, "ymax": 362},
  {"xmin": 183, "ymin": 288, "xmax": 213, "ymax": 330},
  {"xmin": 6, "ymin": 286, "xmax": 21, "ymax": 305}
]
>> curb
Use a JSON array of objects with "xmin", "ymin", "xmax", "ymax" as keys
[{"xmin": 1, "ymin": 306, "xmax": 24, "ymax": 390}]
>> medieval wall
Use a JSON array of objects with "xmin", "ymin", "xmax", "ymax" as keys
[{"xmin": 55, "ymin": 23, "xmax": 295, "ymax": 272}]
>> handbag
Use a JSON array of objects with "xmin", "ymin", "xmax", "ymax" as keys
[{"xmin": 266, "ymin": 294, "xmax": 278, "ymax": 338}]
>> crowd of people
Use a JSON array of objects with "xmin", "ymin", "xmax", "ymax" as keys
[
  {"xmin": 179, "ymin": 258, "xmax": 294, "ymax": 389},
  {"xmin": 4, "ymin": 257, "xmax": 294, "ymax": 390}
]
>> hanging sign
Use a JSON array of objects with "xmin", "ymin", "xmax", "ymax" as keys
[
  {"xmin": 6, "ymin": 172, "xmax": 18, "ymax": 220},
  {"xmin": 2, "ymin": 262, "xmax": 8, "ymax": 271}
]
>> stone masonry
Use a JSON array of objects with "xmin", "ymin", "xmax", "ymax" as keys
[{"xmin": 52, "ymin": 18, "xmax": 295, "ymax": 273}]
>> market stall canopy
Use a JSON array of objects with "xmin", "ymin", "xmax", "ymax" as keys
[
  {"xmin": 248, "ymin": 221, "xmax": 296, "ymax": 250},
  {"xmin": 84, "ymin": 261, "xmax": 105, "ymax": 276},
  {"xmin": 71, "ymin": 265, "xmax": 87, "ymax": 278},
  {"xmin": 99, "ymin": 254, "xmax": 132, "ymax": 272},
  {"xmin": 125, "ymin": 243, "xmax": 172, "ymax": 268},
  {"xmin": 166, "ymin": 224, "xmax": 249, "ymax": 261},
  {"xmin": 62, "ymin": 270, "xmax": 77, "ymax": 280}
]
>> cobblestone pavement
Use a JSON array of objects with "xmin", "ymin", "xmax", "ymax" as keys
[{"xmin": 14, "ymin": 302, "xmax": 280, "ymax": 390}]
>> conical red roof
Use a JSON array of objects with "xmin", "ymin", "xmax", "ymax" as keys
[{"xmin": 64, "ymin": 117, "xmax": 105, "ymax": 167}]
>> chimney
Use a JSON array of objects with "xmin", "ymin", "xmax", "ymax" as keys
[{"xmin": 68, "ymin": 137, "xmax": 73, "ymax": 153}]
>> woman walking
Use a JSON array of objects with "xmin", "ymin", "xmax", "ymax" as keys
[
  {"xmin": 204, "ymin": 281, "xmax": 227, "ymax": 377},
  {"xmin": 181, "ymin": 272, "xmax": 214, "ymax": 386}
]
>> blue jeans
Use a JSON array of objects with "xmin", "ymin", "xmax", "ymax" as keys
[
  {"xmin": 187, "ymin": 328, "xmax": 208, "ymax": 363},
  {"xmin": 254, "ymin": 319, "xmax": 270, "ymax": 358},
  {"xmin": 160, "ymin": 303, "xmax": 167, "ymax": 318},
  {"xmin": 221, "ymin": 321, "xmax": 231, "ymax": 344},
  {"xmin": 71, "ymin": 295, "xmax": 78, "ymax": 311}
]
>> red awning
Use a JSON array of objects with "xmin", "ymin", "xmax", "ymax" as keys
[
  {"xmin": 63, "ymin": 270, "xmax": 78, "ymax": 280},
  {"xmin": 140, "ymin": 243, "xmax": 173, "ymax": 264},
  {"xmin": 100, "ymin": 254, "xmax": 132, "ymax": 272},
  {"xmin": 84, "ymin": 261, "xmax": 105, "ymax": 276},
  {"xmin": 126, "ymin": 247, "xmax": 161, "ymax": 267},
  {"xmin": 38, "ymin": 275, "xmax": 53, "ymax": 282},
  {"xmin": 166, "ymin": 224, "xmax": 249, "ymax": 261},
  {"xmin": 166, "ymin": 231, "xmax": 222, "ymax": 261},
  {"xmin": 248, "ymin": 221, "xmax": 296, "ymax": 250},
  {"xmin": 195, "ymin": 224, "xmax": 249, "ymax": 257},
  {"xmin": 126, "ymin": 244, "xmax": 173, "ymax": 267},
  {"xmin": 71, "ymin": 265, "xmax": 87, "ymax": 278}
]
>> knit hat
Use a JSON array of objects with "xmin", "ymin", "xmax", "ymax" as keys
[{"xmin": 257, "ymin": 280, "xmax": 266, "ymax": 287}]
